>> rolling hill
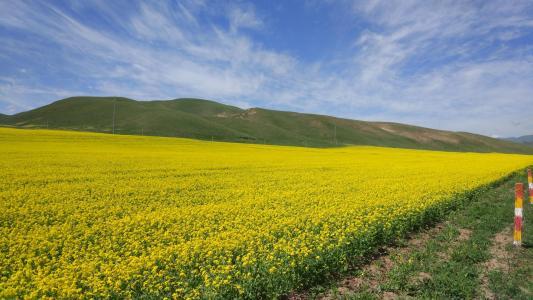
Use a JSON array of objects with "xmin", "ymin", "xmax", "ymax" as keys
[
  {"xmin": 504, "ymin": 135, "xmax": 533, "ymax": 145},
  {"xmin": 1, "ymin": 96, "xmax": 532, "ymax": 154}
]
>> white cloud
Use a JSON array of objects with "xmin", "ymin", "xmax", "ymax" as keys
[
  {"xmin": 228, "ymin": 5, "xmax": 263, "ymax": 32},
  {"xmin": 0, "ymin": 1, "xmax": 293, "ymax": 104},
  {"xmin": 338, "ymin": 0, "xmax": 533, "ymax": 135}
]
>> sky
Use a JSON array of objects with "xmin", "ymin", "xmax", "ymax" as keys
[{"xmin": 1, "ymin": 0, "xmax": 532, "ymax": 137}]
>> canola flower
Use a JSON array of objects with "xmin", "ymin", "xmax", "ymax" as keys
[{"xmin": 0, "ymin": 127, "xmax": 531, "ymax": 299}]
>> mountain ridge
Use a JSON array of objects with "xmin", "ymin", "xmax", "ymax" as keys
[
  {"xmin": 1, "ymin": 96, "xmax": 532, "ymax": 154},
  {"xmin": 503, "ymin": 135, "xmax": 533, "ymax": 145}
]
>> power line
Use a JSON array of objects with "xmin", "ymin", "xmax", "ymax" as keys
[
  {"xmin": 112, "ymin": 101, "xmax": 115, "ymax": 134},
  {"xmin": 334, "ymin": 124, "xmax": 337, "ymax": 145}
]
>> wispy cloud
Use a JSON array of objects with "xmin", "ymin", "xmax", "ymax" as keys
[
  {"xmin": 342, "ymin": 0, "xmax": 533, "ymax": 135},
  {"xmin": 0, "ymin": 0, "xmax": 532, "ymax": 136},
  {"xmin": 227, "ymin": 4, "xmax": 263, "ymax": 32}
]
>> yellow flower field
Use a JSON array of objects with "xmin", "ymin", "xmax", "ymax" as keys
[{"xmin": 0, "ymin": 127, "xmax": 531, "ymax": 299}]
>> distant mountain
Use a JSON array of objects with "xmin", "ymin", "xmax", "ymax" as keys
[
  {"xmin": 504, "ymin": 135, "xmax": 533, "ymax": 145},
  {"xmin": 1, "ymin": 96, "xmax": 532, "ymax": 154}
]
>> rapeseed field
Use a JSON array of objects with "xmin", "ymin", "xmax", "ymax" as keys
[{"xmin": 0, "ymin": 128, "xmax": 531, "ymax": 299}]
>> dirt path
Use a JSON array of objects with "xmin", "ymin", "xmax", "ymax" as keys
[{"xmin": 479, "ymin": 227, "xmax": 513, "ymax": 299}]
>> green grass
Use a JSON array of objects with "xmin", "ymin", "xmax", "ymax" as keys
[
  {"xmin": 1, "ymin": 96, "xmax": 532, "ymax": 154},
  {"xmin": 306, "ymin": 169, "xmax": 532, "ymax": 299}
]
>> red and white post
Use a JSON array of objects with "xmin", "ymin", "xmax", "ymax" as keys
[
  {"xmin": 527, "ymin": 169, "xmax": 533, "ymax": 204},
  {"xmin": 514, "ymin": 183, "xmax": 524, "ymax": 246}
]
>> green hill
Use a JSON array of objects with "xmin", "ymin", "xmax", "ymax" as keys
[
  {"xmin": 504, "ymin": 135, "xmax": 533, "ymax": 145},
  {"xmin": 1, "ymin": 96, "xmax": 532, "ymax": 154}
]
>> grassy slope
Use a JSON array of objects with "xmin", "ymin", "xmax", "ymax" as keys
[
  {"xmin": 304, "ymin": 169, "xmax": 532, "ymax": 299},
  {"xmin": 1, "ymin": 96, "xmax": 532, "ymax": 153},
  {"xmin": 506, "ymin": 135, "xmax": 533, "ymax": 146}
]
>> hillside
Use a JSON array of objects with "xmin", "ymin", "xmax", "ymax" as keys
[
  {"xmin": 504, "ymin": 135, "xmax": 533, "ymax": 145},
  {"xmin": 1, "ymin": 96, "xmax": 532, "ymax": 153}
]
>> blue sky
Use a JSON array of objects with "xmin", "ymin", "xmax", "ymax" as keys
[{"xmin": 1, "ymin": 0, "xmax": 532, "ymax": 137}]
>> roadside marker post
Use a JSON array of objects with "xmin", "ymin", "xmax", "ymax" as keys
[
  {"xmin": 514, "ymin": 183, "xmax": 523, "ymax": 246},
  {"xmin": 527, "ymin": 169, "xmax": 533, "ymax": 204}
]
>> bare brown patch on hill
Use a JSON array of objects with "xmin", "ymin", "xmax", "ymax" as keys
[
  {"xmin": 215, "ymin": 112, "xmax": 233, "ymax": 118},
  {"xmin": 310, "ymin": 120, "xmax": 326, "ymax": 129},
  {"xmin": 376, "ymin": 123, "xmax": 461, "ymax": 144}
]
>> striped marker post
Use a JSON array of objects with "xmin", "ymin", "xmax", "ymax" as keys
[
  {"xmin": 514, "ymin": 183, "xmax": 523, "ymax": 246},
  {"xmin": 527, "ymin": 169, "xmax": 533, "ymax": 204}
]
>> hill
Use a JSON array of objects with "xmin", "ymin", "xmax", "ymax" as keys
[
  {"xmin": 504, "ymin": 135, "xmax": 533, "ymax": 145},
  {"xmin": 1, "ymin": 96, "xmax": 532, "ymax": 154}
]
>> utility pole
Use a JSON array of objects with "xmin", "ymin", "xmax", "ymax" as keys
[
  {"xmin": 141, "ymin": 128, "xmax": 144, "ymax": 136},
  {"xmin": 334, "ymin": 124, "xmax": 337, "ymax": 145},
  {"xmin": 112, "ymin": 99, "xmax": 116, "ymax": 135}
]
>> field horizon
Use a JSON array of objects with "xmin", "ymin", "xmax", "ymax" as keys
[{"xmin": 1, "ymin": 96, "xmax": 531, "ymax": 154}]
